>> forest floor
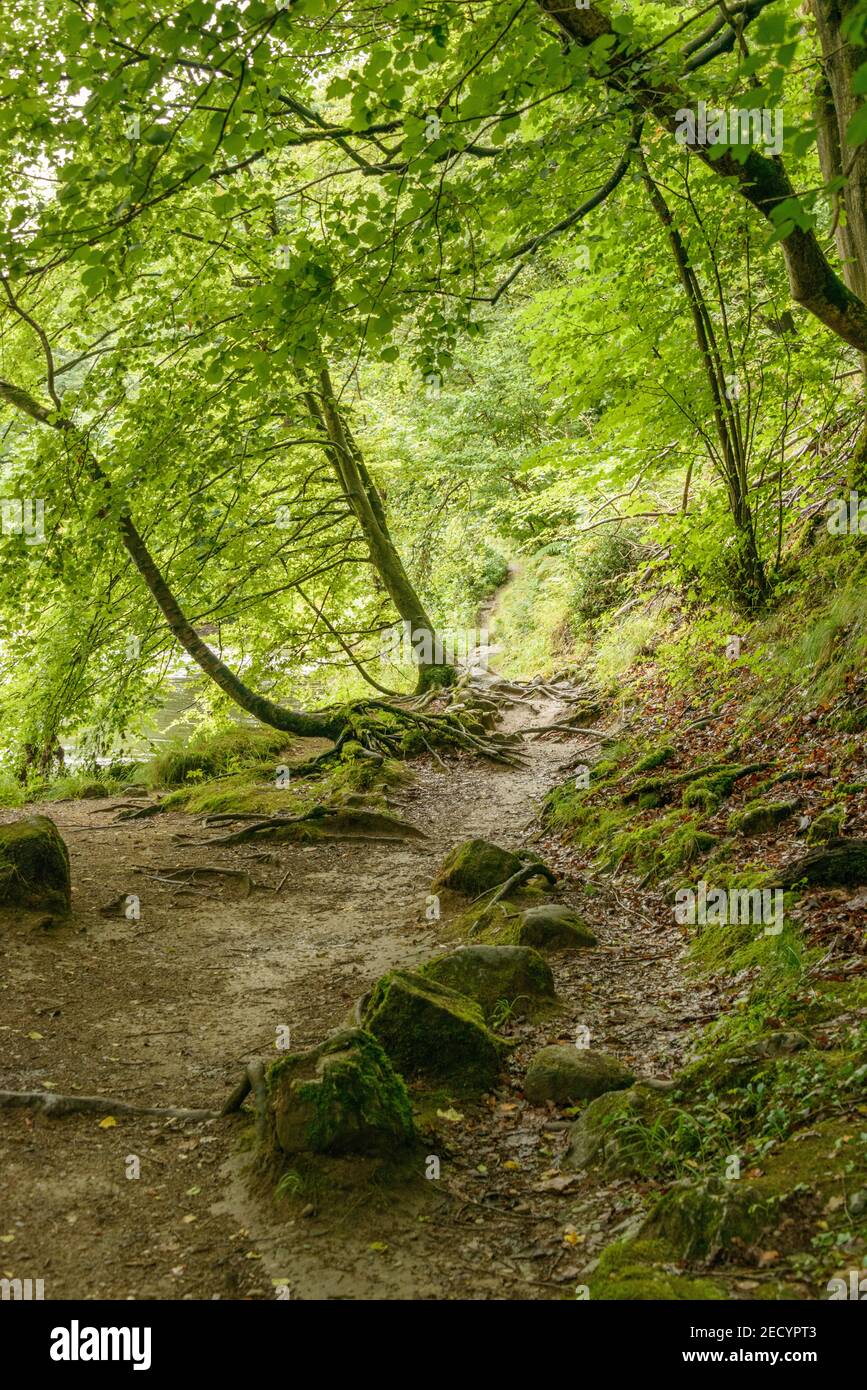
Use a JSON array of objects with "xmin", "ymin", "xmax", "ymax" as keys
[{"xmin": 0, "ymin": 669, "xmax": 730, "ymax": 1302}]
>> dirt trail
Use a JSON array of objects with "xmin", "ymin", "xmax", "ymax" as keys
[{"xmin": 0, "ymin": 681, "xmax": 713, "ymax": 1301}]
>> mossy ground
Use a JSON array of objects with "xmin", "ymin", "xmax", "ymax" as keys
[{"xmin": 588, "ymin": 1237, "xmax": 726, "ymax": 1300}]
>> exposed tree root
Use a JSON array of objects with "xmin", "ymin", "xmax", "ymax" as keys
[
  {"xmin": 772, "ymin": 838, "xmax": 867, "ymax": 888},
  {"xmin": 220, "ymin": 1061, "xmax": 269, "ymax": 1138},
  {"xmin": 515, "ymin": 723, "xmax": 607, "ymax": 738},
  {"xmin": 468, "ymin": 861, "xmax": 559, "ymax": 937},
  {"xmin": 137, "ymin": 865, "xmax": 259, "ymax": 897},
  {"xmin": 0, "ymin": 1090, "xmax": 218, "ymax": 1121},
  {"xmin": 114, "ymin": 803, "xmax": 165, "ymax": 821},
  {"xmin": 181, "ymin": 806, "xmax": 426, "ymax": 846}
]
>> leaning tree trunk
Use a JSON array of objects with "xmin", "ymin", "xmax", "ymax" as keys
[
  {"xmin": 302, "ymin": 362, "xmax": 455, "ymax": 692},
  {"xmin": 0, "ymin": 376, "xmax": 351, "ymax": 740}
]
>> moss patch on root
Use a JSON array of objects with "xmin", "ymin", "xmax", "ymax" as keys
[{"xmin": 728, "ymin": 801, "xmax": 798, "ymax": 836}]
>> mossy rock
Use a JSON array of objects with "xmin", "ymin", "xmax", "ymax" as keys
[
  {"xmin": 589, "ymin": 1237, "xmax": 726, "ymax": 1301},
  {"xmin": 562, "ymin": 1084, "xmax": 673, "ymax": 1174},
  {"xmin": 806, "ymin": 805, "xmax": 846, "ymax": 844},
  {"xmin": 517, "ymin": 904, "xmax": 597, "ymax": 951},
  {"xmin": 361, "ymin": 969, "xmax": 505, "ymax": 1091},
  {"xmin": 267, "ymin": 1028, "xmax": 414, "ymax": 1156},
  {"xmin": 432, "ymin": 838, "xmax": 524, "ymax": 897},
  {"xmin": 728, "ymin": 801, "xmax": 797, "ymax": 837},
  {"xmin": 524, "ymin": 1045, "xmax": 634, "ymax": 1106},
  {"xmin": 419, "ymin": 945, "xmax": 555, "ymax": 1020},
  {"xmin": 0, "ymin": 815, "xmax": 71, "ymax": 914},
  {"xmin": 78, "ymin": 781, "xmax": 108, "ymax": 799},
  {"xmin": 640, "ymin": 1176, "xmax": 771, "ymax": 1262}
]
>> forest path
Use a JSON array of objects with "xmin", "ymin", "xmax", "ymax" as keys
[{"xmin": 0, "ymin": 678, "xmax": 712, "ymax": 1300}]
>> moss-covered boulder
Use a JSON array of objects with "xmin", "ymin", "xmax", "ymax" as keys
[
  {"xmin": 361, "ymin": 969, "xmax": 504, "ymax": 1090},
  {"xmin": 268, "ymin": 1028, "xmax": 414, "ymax": 1156},
  {"xmin": 419, "ymin": 945, "xmax": 555, "ymax": 1019},
  {"xmin": 433, "ymin": 838, "xmax": 525, "ymax": 897},
  {"xmin": 517, "ymin": 904, "xmax": 597, "ymax": 951},
  {"xmin": 562, "ymin": 1084, "xmax": 669, "ymax": 1173},
  {"xmin": 806, "ymin": 805, "xmax": 846, "ymax": 844},
  {"xmin": 589, "ymin": 1237, "xmax": 726, "ymax": 1301},
  {"xmin": 640, "ymin": 1177, "xmax": 770, "ymax": 1262},
  {"xmin": 0, "ymin": 815, "xmax": 71, "ymax": 914},
  {"xmin": 728, "ymin": 801, "xmax": 797, "ymax": 837},
  {"xmin": 524, "ymin": 1045, "xmax": 634, "ymax": 1106}
]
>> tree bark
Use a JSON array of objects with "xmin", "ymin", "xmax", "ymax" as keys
[
  {"xmin": 302, "ymin": 363, "xmax": 455, "ymax": 691},
  {"xmin": 811, "ymin": 1, "xmax": 867, "ymax": 308}
]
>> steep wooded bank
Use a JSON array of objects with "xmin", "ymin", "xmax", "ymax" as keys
[{"xmin": 0, "ymin": 0, "xmax": 866, "ymax": 1311}]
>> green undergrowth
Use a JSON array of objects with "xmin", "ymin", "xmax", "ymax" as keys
[
  {"xmin": 574, "ymin": 970, "xmax": 867, "ymax": 1297},
  {"xmin": 146, "ymin": 726, "xmax": 294, "ymax": 788},
  {"xmin": 486, "ymin": 553, "xmax": 575, "ymax": 679},
  {"xmin": 547, "ymin": 543, "xmax": 867, "ymax": 1299},
  {"xmin": 0, "ymin": 767, "xmax": 133, "ymax": 807}
]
